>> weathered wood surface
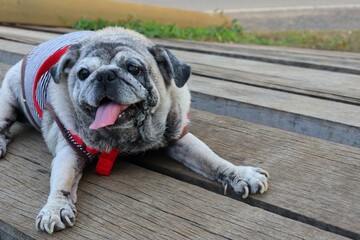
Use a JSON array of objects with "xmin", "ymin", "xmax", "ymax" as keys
[
  {"xmin": 1, "ymin": 27, "xmax": 360, "ymax": 239},
  {"xmin": 189, "ymin": 75, "xmax": 360, "ymax": 148},
  {"xmin": 2, "ymin": 26, "xmax": 360, "ymax": 75},
  {"xmin": 172, "ymin": 49, "xmax": 360, "ymax": 105},
  {"xmin": 1, "ymin": 63, "xmax": 359, "ymax": 239},
  {"xmin": 2, "ymin": 36, "xmax": 360, "ymax": 148},
  {"xmin": 0, "ymin": 39, "xmax": 33, "ymax": 65},
  {"xmin": 0, "ymin": 26, "xmax": 58, "ymax": 45},
  {"xmin": 128, "ymin": 109, "xmax": 360, "ymax": 239},
  {"xmin": 0, "ymin": 124, "xmax": 347, "ymax": 240},
  {"xmin": 155, "ymin": 38, "xmax": 360, "ymax": 75},
  {"xmin": 2, "ymin": 26, "xmax": 360, "ymax": 105},
  {"xmin": 190, "ymin": 75, "xmax": 360, "ymax": 127}
]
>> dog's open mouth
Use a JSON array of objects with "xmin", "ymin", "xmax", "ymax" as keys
[{"xmin": 89, "ymin": 98, "xmax": 142, "ymax": 130}]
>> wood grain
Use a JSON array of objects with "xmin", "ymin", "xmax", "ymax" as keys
[
  {"xmin": 155, "ymin": 38, "xmax": 360, "ymax": 75},
  {"xmin": 189, "ymin": 75, "xmax": 360, "ymax": 148},
  {"xmin": 0, "ymin": 124, "xmax": 347, "ymax": 239},
  {"xmin": 2, "ymin": 26, "xmax": 360, "ymax": 106},
  {"xmin": 2, "ymin": 51, "xmax": 360, "ymax": 148},
  {"xmin": 127, "ymin": 109, "xmax": 360, "ymax": 239},
  {"xmin": 172, "ymin": 50, "xmax": 360, "ymax": 106},
  {"xmin": 1, "ymin": 25, "xmax": 360, "ymax": 75},
  {"xmin": 1, "ymin": 27, "xmax": 359, "ymax": 239},
  {"xmin": 191, "ymin": 62, "xmax": 360, "ymax": 105}
]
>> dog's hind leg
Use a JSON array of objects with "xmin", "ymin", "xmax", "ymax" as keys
[{"xmin": 0, "ymin": 62, "xmax": 22, "ymax": 158}]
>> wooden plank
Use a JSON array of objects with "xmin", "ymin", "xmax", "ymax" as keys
[
  {"xmin": 2, "ymin": 26, "xmax": 360, "ymax": 105},
  {"xmin": 2, "ymin": 25, "xmax": 360, "ymax": 75},
  {"xmin": 172, "ymin": 50, "xmax": 360, "ymax": 106},
  {"xmin": 189, "ymin": 75, "xmax": 360, "ymax": 127},
  {"xmin": 2, "ymin": 52, "xmax": 360, "ymax": 148},
  {"xmin": 155, "ymin": 38, "xmax": 360, "ymax": 75},
  {"xmin": 189, "ymin": 75, "xmax": 360, "ymax": 147},
  {"xmin": 128, "ymin": 109, "xmax": 360, "ymax": 239},
  {"xmin": 0, "ymin": 124, "xmax": 347, "ymax": 239},
  {"xmin": 0, "ymin": 25, "xmax": 59, "ymax": 44},
  {"xmin": 190, "ymin": 62, "xmax": 360, "ymax": 105},
  {"xmin": 0, "ymin": 39, "xmax": 32, "ymax": 65},
  {"xmin": 0, "ymin": 61, "xmax": 356, "ymax": 239}
]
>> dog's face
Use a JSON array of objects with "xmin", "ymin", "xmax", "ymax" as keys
[{"xmin": 50, "ymin": 28, "xmax": 191, "ymax": 152}]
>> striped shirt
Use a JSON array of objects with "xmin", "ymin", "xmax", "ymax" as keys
[
  {"xmin": 22, "ymin": 31, "xmax": 92, "ymax": 129},
  {"xmin": 21, "ymin": 30, "xmax": 120, "ymax": 176}
]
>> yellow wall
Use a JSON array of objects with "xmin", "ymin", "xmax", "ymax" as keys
[{"xmin": 0, "ymin": 0, "xmax": 230, "ymax": 27}]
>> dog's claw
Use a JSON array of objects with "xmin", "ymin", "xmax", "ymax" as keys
[
  {"xmin": 220, "ymin": 166, "xmax": 269, "ymax": 199},
  {"xmin": 223, "ymin": 182, "xmax": 228, "ymax": 195},
  {"xmin": 36, "ymin": 199, "xmax": 76, "ymax": 234},
  {"xmin": 241, "ymin": 184, "xmax": 250, "ymax": 199},
  {"xmin": 44, "ymin": 221, "xmax": 55, "ymax": 234},
  {"xmin": 257, "ymin": 168, "xmax": 270, "ymax": 179},
  {"xmin": 35, "ymin": 216, "xmax": 41, "ymax": 231},
  {"xmin": 64, "ymin": 215, "xmax": 74, "ymax": 227}
]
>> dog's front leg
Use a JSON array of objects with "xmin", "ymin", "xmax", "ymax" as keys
[
  {"xmin": 166, "ymin": 133, "xmax": 269, "ymax": 198},
  {"xmin": 36, "ymin": 144, "xmax": 84, "ymax": 234},
  {"xmin": 0, "ymin": 62, "xmax": 22, "ymax": 158}
]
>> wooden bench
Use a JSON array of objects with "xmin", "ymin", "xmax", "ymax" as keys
[
  {"xmin": 0, "ymin": 26, "xmax": 359, "ymax": 239},
  {"xmin": 2, "ymin": 26, "xmax": 360, "ymax": 147}
]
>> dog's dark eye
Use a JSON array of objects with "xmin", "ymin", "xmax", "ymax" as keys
[
  {"xmin": 128, "ymin": 65, "xmax": 142, "ymax": 76},
  {"xmin": 77, "ymin": 68, "xmax": 90, "ymax": 80}
]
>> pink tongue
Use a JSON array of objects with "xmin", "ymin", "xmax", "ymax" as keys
[{"xmin": 89, "ymin": 102, "xmax": 130, "ymax": 130}]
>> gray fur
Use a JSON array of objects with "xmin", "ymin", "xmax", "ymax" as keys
[
  {"xmin": 150, "ymin": 46, "xmax": 191, "ymax": 88},
  {"xmin": 0, "ymin": 27, "xmax": 269, "ymax": 234}
]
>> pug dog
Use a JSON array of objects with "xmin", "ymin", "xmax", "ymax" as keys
[{"xmin": 0, "ymin": 27, "xmax": 269, "ymax": 234}]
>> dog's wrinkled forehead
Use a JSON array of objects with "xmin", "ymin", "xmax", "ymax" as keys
[
  {"xmin": 77, "ymin": 28, "xmax": 154, "ymax": 60},
  {"xmin": 79, "ymin": 42, "xmax": 146, "ymax": 61},
  {"xmin": 51, "ymin": 27, "xmax": 191, "ymax": 88}
]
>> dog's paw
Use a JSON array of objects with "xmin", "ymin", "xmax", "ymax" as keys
[
  {"xmin": 221, "ymin": 166, "xmax": 269, "ymax": 198},
  {"xmin": 0, "ymin": 141, "xmax": 7, "ymax": 158},
  {"xmin": 0, "ymin": 132, "xmax": 12, "ymax": 158},
  {"xmin": 35, "ymin": 198, "xmax": 76, "ymax": 234}
]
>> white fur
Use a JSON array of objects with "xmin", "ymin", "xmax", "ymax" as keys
[
  {"xmin": 166, "ymin": 133, "xmax": 269, "ymax": 198},
  {"xmin": 0, "ymin": 27, "xmax": 269, "ymax": 235}
]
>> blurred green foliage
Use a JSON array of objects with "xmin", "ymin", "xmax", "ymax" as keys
[{"xmin": 73, "ymin": 18, "xmax": 360, "ymax": 52}]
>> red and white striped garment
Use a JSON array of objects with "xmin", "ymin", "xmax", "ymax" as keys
[{"xmin": 22, "ymin": 31, "xmax": 92, "ymax": 129}]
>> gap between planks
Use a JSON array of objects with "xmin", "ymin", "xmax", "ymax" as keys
[
  {"xmin": 2, "ymin": 39, "xmax": 360, "ymax": 148},
  {"xmin": 0, "ymin": 124, "xmax": 348, "ymax": 240},
  {"xmin": 155, "ymin": 38, "xmax": 360, "ymax": 75},
  {"xmin": 0, "ymin": 68, "xmax": 357, "ymax": 238},
  {"xmin": 1, "ymin": 25, "xmax": 360, "ymax": 74},
  {"xmin": 127, "ymin": 109, "xmax": 360, "ymax": 239},
  {"xmin": 0, "ymin": 28, "xmax": 358, "ymax": 236}
]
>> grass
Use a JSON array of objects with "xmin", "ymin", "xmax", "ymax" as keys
[{"xmin": 73, "ymin": 18, "xmax": 360, "ymax": 52}]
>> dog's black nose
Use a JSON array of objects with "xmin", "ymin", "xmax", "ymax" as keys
[{"xmin": 97, "ymin": 71, "xmax": 117, "ymax": 82}]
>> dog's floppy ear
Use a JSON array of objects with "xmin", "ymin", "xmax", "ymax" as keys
[
  {"xmin": 50, "ymin": 44, "xmax": 80, "ymax": 84},
  {"xmin": 149, "ymin": 46, "xmax": 191, "ymax": 88}
]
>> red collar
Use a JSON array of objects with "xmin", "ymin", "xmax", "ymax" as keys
[
  {"xmin": 46, "ymin": 103, "xmax": 119, "ymax": 176},
  {"xmin": 35, "ymin": 46, "xmax": 118, "ymax": 176},
  {"xmin": 38, "ymin": 46, "xmax": 189, "ymax": 176},
  {"xmin": 70, "ymin": 133, "xmax": 119, "ymax": 176}
]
